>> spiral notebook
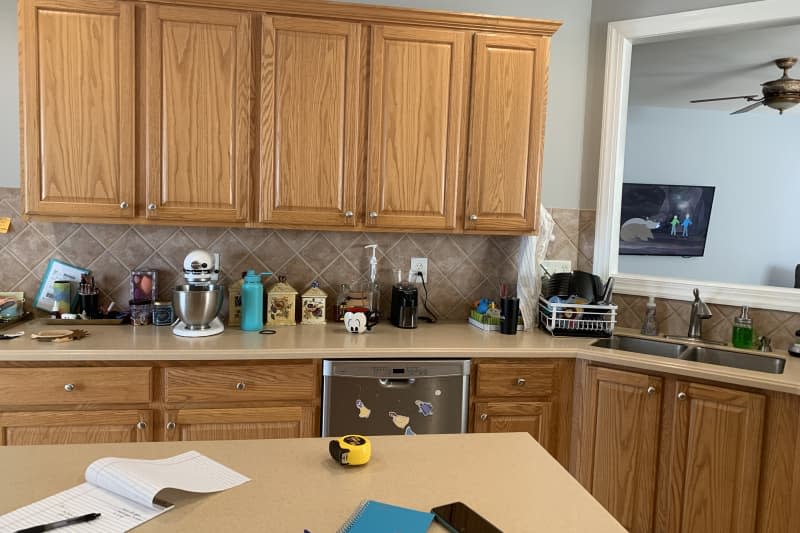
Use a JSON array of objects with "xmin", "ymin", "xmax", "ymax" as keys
[{"xmin": 337, "ymin": 500, "xmax": 434, "ymax": 533}]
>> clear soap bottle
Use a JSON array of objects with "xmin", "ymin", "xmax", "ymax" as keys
[
  {"xmin": 732, "ymin": 305, "xmax": 753, "ymax": 349},
  {"xmin": 640, "ymin": 296, "xmax": 658, "ymax": 336}
]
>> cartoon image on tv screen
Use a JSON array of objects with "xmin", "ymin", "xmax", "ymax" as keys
[{"xmin": 619, "ymin": 183, "xmax": 715, "ymax": 257}]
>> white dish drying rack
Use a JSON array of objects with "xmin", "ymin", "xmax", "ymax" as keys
[{"xmin": 538, "ymin": 296, "xmax": 617, "ymax": 337}]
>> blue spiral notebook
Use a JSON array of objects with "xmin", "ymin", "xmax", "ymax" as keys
[{"xmin": 337, "ymin": 500, "xmax": 434, "ymax": 533}]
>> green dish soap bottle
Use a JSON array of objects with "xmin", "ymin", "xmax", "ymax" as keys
[{"xmin": 731, "ymin": 305, "xmax": 753, "ymax": 349}]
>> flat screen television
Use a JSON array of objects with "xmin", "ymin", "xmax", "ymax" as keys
[{"xmin": 619, "ymin": 183, "xmax": 715, "ymax": 257}]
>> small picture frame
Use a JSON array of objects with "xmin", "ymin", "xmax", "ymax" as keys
[{"xmin": 131, "ymin": 270, "xmax": 158, "ymax": 302}]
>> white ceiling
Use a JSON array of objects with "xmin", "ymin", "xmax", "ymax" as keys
[{"xmin": 628, "ymin": 21, "xmax": 800, "ymax": 115}]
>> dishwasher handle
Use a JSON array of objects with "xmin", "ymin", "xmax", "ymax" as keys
[{"xmin": 378, "ymin": 378, "xmax": 416, "ymax": 388}]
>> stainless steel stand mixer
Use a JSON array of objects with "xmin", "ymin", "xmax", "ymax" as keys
[{"xmin": 172, "ymin": 249, "xmax": 224, "ymax": 337}]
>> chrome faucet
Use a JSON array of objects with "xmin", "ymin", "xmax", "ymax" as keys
[{"xmin": 687, "ymin": 288, "xmax": 712, "ymax": 340}]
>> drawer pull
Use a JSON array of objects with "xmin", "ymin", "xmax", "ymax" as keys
[
  {"xmin": 678, "ymin": 391, "xmax": 688, "ymax": 401},
  {"xmin": 136, "ymin": 421, "xmax": 147, "ymax": 430},
  {"xmin": 646, "ymin": 386, "xmax": 656, "ymax": 396},
  {"xmin": 516, "ymin": 378, "xmax": 526, "ymax": 386},
  {"xmin": 235, "ymin": 382, "xmax": 246, "ymax": 391},
  {"xmin": 119, "ymin": 201, "xmax": 128, "ymax": 209},
  {"xmin": 64, "ymin": 383, "xmax": 75, "ymax": 392},
  {"xmin": 480, "ymin": 413, "xmax": 488, "ymax": 421},
  {"xmin": 344, "ymin": 210, "xmax": 354, "ymax": 218},
  {"xmin": 469, "ymin": 214, "xmax": 479, "ymax": 221},
  {"xmin": 166, "ymin": 421, "xmax": 176, "ymax": 431}
]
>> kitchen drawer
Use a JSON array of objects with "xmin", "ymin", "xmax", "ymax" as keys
[
  {"xmin": 163, "ymin": 363, "xmax": 316, "ymax": 403},
  {"xmin": 0, "ymin": 367, "xmax": 152, "ymax": 406},
  {"xmin": 475, "ymin": 361, "xmax": 556, "ymax": 398}
]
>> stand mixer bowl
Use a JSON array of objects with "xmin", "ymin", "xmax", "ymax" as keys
[{"xmin": 173, "ymin": 284, "xmax": 224, "ymax": 330}]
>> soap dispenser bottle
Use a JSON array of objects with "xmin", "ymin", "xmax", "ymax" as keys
[
  {"xmin": 640, "ymin": 296, "xmax": 658, "ymax": 336},
  {"xmin": 731, "ymin": 305, "xmax": 754, "ymax": 349},
  {"xmin": 240, "ymin": 270, "xmax": 271, "ymax": 331}
]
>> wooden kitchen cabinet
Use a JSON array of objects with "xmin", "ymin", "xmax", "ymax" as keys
[
  {"xmin": 573, "ymin": 364, "xmax": 766, "ymax": 533},
  {"xmin": 365, "ymin": 25, "xmax": 467, "ymax": 231},
  {"xmin": 0, "ymin": 410, "xmax": 153, "ymax": 445},
  {"xmin": 144, "ymin": 4, "xmax": 252, "ymax": 223},
  {"xmin": 161, "ymin": 361, "xmax": 320, "ymax": 441},
  {"xmin": 573, "ymin": 366, "xmax": 663, "ymax": 533},
  {"xmin": 19, "ymin": 0, "xmax": 136, "ymax": 219},
  {"xmin": 464, "ymin": 33, "xmax": 549, "ymax": 233},
  {"xmin": 661, "ymin": 381, "xmax": 764, "ymax": 533},
  {"xmin": 258, "ymin": 16, "xmax": 361, "ymax": 228},
  {"xmin": 470, "ymin": 359, "xmax": 573, "ymax": 466}
]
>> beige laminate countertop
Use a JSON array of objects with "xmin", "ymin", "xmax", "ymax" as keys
[
  {"xmin": 0, "ymin": 432, "xmax": 626, "ymax": 533},
  {"xmin": 2, "ymin": 319, "xmax": 800, "ymax": 395}
]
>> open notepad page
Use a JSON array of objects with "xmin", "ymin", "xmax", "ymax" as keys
[{"xmin": 0, "ymin": 451, "xmax": 250, "ymax": 532}]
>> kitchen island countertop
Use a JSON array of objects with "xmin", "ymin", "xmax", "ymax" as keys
[
  {"xmin": 0, "ymin": 432, "xmax": 626, "ymax": 532},
  {"xmin": 2, "ymin": 319, "xmax": 800, "ymax": 395}
]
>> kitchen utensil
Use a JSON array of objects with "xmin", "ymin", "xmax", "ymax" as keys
[
  {"xmin": 569, "ymin": 271, "xmax": 596, "ymax": 302},
  {"xmin": 598, "ymin": 277, "xmax": 615, "ymax": 305},
  {"xmin": 592, "ymin": 275, "xmax": 605, "ymax": 304},
  {"xmin": 30, "ymin": 329, "xmax": 74, "ymax": 340}
]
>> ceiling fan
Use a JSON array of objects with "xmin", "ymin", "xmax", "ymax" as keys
[{"xmin": 690, "ymin": 57, "xmax": 800, "ymax": 115}]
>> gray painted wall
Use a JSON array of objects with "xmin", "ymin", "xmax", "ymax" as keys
[
  {"xmin": 1, "ymin": 0, "xmax": 762, "ymax": 210},
  {"xmin": 620, "ymin": 105, "xmax": 800, "ymax": 288}
]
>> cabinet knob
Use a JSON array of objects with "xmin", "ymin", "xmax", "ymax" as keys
[
  {"xmin": 516, "ymin": 378, "xmax": 526, "ymax": 386},
  {"xmin": 368, "ymin": 211, "xmax": 378, "ymax": 219},
  {"xmin": 677, "ymin": 391, "xmax": 688, "ymax": 401},
  {"xmin": 119, "ymin": 201, "xmax": 129, "ymax": 209},
  {"xmin": 235, "ymin": 382, "xmax": 246, "ymax": 391},
  {"xmin": 147, "ymin": 203, "xmax": 157, "ymax": 211},
  {"xmin": 166, "ymin": 421, "xmax": 176, "ymax": 431},
  {"xmin": 344, "ymin": 210, "xmax": 354, "ymax": 218},
  {"xmin": 646, "ymin": 386, "xmax": 656, "ymax": 396},
  {"xmin": 469, "ymin": 214, "xmax": 478, "ymax": 221},
  {"xmin": 64, "ymin": 383, "xmax": 75, "ymax": 392},
  {"xmin": 136, "ymin": 421, "xmax": 147, "ymax": 430},
  {"xmin": 480, "ymin": 413, "xmax": 487, "ymax": 421}
]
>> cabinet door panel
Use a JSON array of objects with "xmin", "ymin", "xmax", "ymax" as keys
[
  {"xmin": 259, "ymin": 17, "xmax": 360, "ymax": 227},
  {"xmin": 465, "ymin": 33, "xmax": 547, "ymax": 233},
  {"xmin": 164, "ymin": 407, "xmax": 316, "ymax": 441},
  {"xmin": 666, "ymin": 382, "xmax": 764, "ymax": 533},
  {"xmin": 473, "ymin": 401, "xmax": 552, "ymax": 453},
  {"xmin": 367, "ymin": 26, "xmax": 466, "ymax": 230},
  {"xmin": 0, "ymin": 410, "xmax": 152, "ymax": 445},
  {"xmin": 576, "ymin": 367, "xmax": 662, "ymax": 533},
  {"xmin": 145, "ymin": 5, "xmax": 251, "ymax": 222},
  {"xmin": 21, "ymin": 0, "xmax": 135, "ymax": 218}
]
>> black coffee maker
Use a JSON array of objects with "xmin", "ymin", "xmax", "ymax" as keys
[{"xmin": 390, "ymin": 270, "xmax": 418, "ymax": 328}]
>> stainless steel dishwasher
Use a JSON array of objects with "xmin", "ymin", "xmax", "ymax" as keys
[{"xmin": 321, "ymin": 359, "xmax": 470, "ymax": 437}]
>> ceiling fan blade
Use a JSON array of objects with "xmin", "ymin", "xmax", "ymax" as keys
[
  {"xmin": 690, "ymin": 95, "xmax": 760, "ymax": 103},
  {"xmin": 730, "ymin": 100, "xmax": 765, "ymax": 115}
]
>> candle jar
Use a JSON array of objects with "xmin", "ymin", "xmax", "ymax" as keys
[
  {"xmin": 152, "ymin": 301, "xmax": 174, "ymax": 326},
  {"xmin": 129, "ymin": 299, "xmax": 153, "ymax": 326}
]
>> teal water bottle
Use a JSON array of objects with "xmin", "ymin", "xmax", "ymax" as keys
[{"xmin": 240, "ymin": 271, "xmax": 271, "ymax": 331}]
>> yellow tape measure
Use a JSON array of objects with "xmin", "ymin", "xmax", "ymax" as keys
[{"xmin": 329, "ymin": 435, "xmax": 371, "ymax": 466}]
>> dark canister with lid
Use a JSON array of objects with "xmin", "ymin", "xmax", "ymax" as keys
[{"xmin": 152, "ymin": 301, "xmax": 174, "ymax": 326}]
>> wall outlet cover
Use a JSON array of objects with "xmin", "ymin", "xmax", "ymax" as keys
[
  {"xmin": 410, "ymin": 257, "xmax": 428, "ymax": 283},
  {"xmin": 541, "ymin": 260, "xmax": 572, "ymax": 275}
]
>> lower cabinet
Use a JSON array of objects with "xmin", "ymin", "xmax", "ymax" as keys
[
  {"xmin": 574, "ymin": 363, "xmax": 766, "ymax": 533},
  {"xmin": 470, "ymin": 358, "xmax": 573, "ymax": 466},
  {"xmin": 0, "ymin": 410, "xmax": 153, "ymax": 445},
  {"xmin": 161, "ymin": 406, "xmax": 316, "ymax": 441}
]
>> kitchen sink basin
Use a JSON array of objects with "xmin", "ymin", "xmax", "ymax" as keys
[
  {"xmin": 681, "ymin": 346, "xmax": 786, "ymax": 374},
  {"xmin": 592, "ymin": 336, "xmax": 687, "ymax": 358},
  {"xmin": 592, "ymin": 336, "xmax": 786, "ymax": 374}
]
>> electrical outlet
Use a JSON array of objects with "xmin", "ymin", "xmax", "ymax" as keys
[
  {"xmin": 541, "ymin": 260, "xmax": 572, "ymax": 275},
  {"xmin": 410, "ymin": 257, "xmax": 428, "ymax": 283}
]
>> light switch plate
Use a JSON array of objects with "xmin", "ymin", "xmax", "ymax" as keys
[{"xmin": 541, "ymin": 260, "xmax": 571, "ymax": 275}]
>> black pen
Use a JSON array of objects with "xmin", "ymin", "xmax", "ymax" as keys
[{"xmin": 15, "ymin": 512, "xmax": 101, "ymax": 533}]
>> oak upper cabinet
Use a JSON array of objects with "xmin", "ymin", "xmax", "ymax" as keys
[
  {"xmin": 366, "ymin": 26, "xmax": 467, "ymax": 231},
  {"xmin": 19, "ymin": 0, "xmax": 135, "ymax": 218},
  {"xmin": 464, "ymin": 33, "xmax": 549, "ymax": 233},
  {"xmin": 144, "ymin": 5, "xmax": 252, "ymax": 223},
  {"xmin": 574, "ymin": 367, "xmax": 662, "ymax": 533},
  {"xmin": 663, "ymin": 382, "xmax": 764, "ymax": 533},
  {"xmin": 258, "ymin": 17, "xmax": 361, "ymax": 228}
]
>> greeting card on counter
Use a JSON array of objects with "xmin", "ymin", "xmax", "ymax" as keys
[
  {"xmin": 0, "ymin": 451, "xmax": 250, "ymax": 533},
  {"xmin": 34, "ymin": 258, "xmax": 90, "ymax": 311}
]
